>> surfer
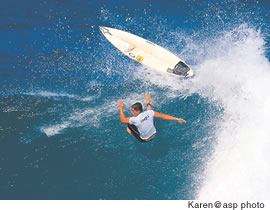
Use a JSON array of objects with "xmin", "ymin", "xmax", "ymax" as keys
[{"xmin": 119, "ymin": 93, "xmax": 186, "ymax": 142}]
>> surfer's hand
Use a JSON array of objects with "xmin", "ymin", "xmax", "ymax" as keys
[
  {"xmin": 177, "ymin": 118, "xmax": 186, "ymax": 123},
  {"xmin": 119, "ymin": 100, "xmax": 124, "ymax": 109},
  {"xmin": 145, "ymin": 93, "xmax": 151, "ymax": 104}
]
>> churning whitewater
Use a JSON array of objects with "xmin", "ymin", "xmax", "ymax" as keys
[
  {"xmin": 191, "ymin": 25, "xmax": 270, "ymax": 199},
  {"xmin": 133, "ymin": 24, "xmax": 270, "ymax": 199}
]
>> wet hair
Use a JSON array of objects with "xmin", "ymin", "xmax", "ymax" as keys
[{"xmin": 131, "ymin": 102, "xmax": 143, "ymax": 112}]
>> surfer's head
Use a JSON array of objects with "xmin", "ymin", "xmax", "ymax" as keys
[{"xmin": 131, "ymin": 102, "xmax": 143, "ymax": 116}]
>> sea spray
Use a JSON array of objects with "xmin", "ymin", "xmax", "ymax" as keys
[{"xmin": 191, "ymin": 26, "xmax": 270, "ymax": 199}]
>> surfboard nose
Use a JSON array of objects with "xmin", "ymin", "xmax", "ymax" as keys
[
  {"xmin": 98, "ymin": 26, "xmax": 104, "ymax": 32},
  {"xmin": 99, "ymin": 26, "xmax": 111, "ymax": 35}
]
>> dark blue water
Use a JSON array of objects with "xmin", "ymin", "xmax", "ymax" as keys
[{"xmin": 1, "ymin": 0, "xmax": 270, "ymax": 199}]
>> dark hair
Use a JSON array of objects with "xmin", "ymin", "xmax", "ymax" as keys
[{"xmin": 131, "ymin": 102, "xmax": 143, "ymax": 112}]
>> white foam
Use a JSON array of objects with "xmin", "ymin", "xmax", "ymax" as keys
[
  {"xmin": 41, "ymin": 121, "xmax": 71, "ymax": 137},
  {"xmin": 191, "ymin": 25, "xmax": 270, "ymax": 199},
  {"xmin": 137, "ymin": 24, "xmax": 270, "ymax": 199},
  {"xmin": 26, "ymin": 91, "xmax": 94, "ymax": 101}
]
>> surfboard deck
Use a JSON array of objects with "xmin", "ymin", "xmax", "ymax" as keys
[{"xmin": 99, "ymin": 26, "xmax": 194, "ymax": 77}]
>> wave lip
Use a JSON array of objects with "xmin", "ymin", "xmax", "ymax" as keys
[{"xmin": 195, "ymin": 25, "xmax": 270, "ymax": 200}]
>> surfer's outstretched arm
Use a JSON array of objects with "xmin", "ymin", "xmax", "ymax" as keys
[
  {"xmin": 119, "ymin": 100, "xmax": 130, "ymax": 124},
  {"xmin": 154, "ymin": 112, "xmax": 186, "ymax": 123},
  {"xmin": 145, "ymin": 93, "xmax": 152, "ymax": 110}
]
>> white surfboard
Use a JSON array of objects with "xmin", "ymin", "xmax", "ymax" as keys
[{"xmin": 99, "ymin": 26, "xmax": 193, "ymax": 77}]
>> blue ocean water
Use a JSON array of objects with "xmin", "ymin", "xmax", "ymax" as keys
[{"xmin": 1, "ymin": 0, "xmax": 270, "ymax": 199}]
